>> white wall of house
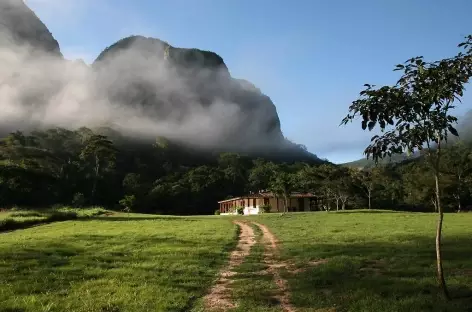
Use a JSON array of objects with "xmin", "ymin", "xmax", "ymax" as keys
[
  {"xmin": 220, "ymin": 196, "xmax": 315, "ymax": 215},
  {"xmin": 221, "ymin": 211, "xmax": 238, "ymax": 216},
  {"xmin": 243, "ymin": 205, "xmax": 260, "ymax": 215}
]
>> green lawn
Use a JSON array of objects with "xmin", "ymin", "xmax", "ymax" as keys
[
  {"xmin": 1, "ymin": 211, "xmax": 471, "ymax": 312},
  {"xmin": 250, "ymin": 211, "xmax": 472, "ymax": 312},
  {"xmin": 0, "ymin": 214, "xmax": 236, "ymax": 312}
]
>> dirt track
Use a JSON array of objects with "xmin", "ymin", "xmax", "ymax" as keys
[
  {"xmin": 203, "ymin": 221, "xmax": 256, "ymax": 310},
  {"xmin": 204, "ymin": 221, "xmax": 296, "ymax": 312}
]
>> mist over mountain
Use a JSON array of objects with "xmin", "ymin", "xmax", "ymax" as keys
[{"xmin": 0, "ymin": 0, "xmax": 318, "ymax": 162}]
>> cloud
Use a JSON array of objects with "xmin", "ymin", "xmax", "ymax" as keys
[{"xmin": 0, "ymin": 33, "xmax": 287, "ymax": 153}]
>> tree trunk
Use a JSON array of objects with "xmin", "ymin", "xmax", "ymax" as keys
[
  {"xmin": 457, "ymin": 174, "xmax": 462, "ymax": 212},
  {"xmin": 91, "ymin": 154, "xmax": 100, "ymax": 205},
  {"xmin": 434, "ymin": 143, "xmax": 450, "ymax": 300},
  {"xmin": 368, "ymin": 190, "xmax": 371, "ymax": 209},
  {"xmin": 336, "ymin": 198, "xmax": 339, "ymax": 211},
  {"xmin": 283, "ymin": 195, "xmax": 288, "ymax": 213}
]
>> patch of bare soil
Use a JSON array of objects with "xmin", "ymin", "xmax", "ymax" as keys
[
  {"xmin": 204, "ymin": 221, "xmax": 256, "ymax": 311},
  {"xmin": 252, "ymin": 222, "xmax": 297, "ymax": 312}
]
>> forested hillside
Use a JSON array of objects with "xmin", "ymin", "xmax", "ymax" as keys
[{"xmin": 1, "ymin": 128, "xmax": 471, "ymax": 214}]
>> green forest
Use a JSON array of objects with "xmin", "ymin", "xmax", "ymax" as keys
[{"xmin": 1, "ymin": 126, "xmax": 471, "ymax": 215}]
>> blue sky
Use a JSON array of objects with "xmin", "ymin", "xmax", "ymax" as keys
[{"xmin": 26, "ymin": 0, "xmax": 472, "ymax": 163}]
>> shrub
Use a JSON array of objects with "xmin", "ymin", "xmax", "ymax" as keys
[
  {"xmin": 119, "ymin": 195, "xmax": 136, "ymax": 212},
  {"xmin": 236, "ymin": 206, "xmax": 244, "ymax": 215},
  {"xmin": 48, "ymin": 210, "xmax": 78, "ymax": 222},
  {"xmin": 10, "ymin": 211, "xmax": 43, "ymax": 218},
  {"xmin": 260, "ymin": 205, "xmax": 272, "ymax": 214},
  {"xmin": 214, "ymin": 209, "xmax": 221, "ymax": 215}
]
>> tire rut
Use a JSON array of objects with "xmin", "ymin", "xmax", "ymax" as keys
[
  {"xmin": 204, "ymin": 221, "xmax": 256, "ymax": 311},
  {"xmin": 253, "ymin": 222, "xmax": 297, "ymax": 312}
]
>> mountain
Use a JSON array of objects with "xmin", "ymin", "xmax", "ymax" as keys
[
  {"xmin": 342, "ymin": 108, "xmax": 472, "ymax": 168},
  {"xmin": 342, "ymin": 152, "xmax": 420, "ymax": 169},
  {"xmin": 0, "ymin": 0, "xmax": 61, "ymax": 56},
  {"xmin": 0, "ymin": 3, "xmax": 319, "ymax": 163},
  {"xmin": 457, "ymin": 109, "xmax": 472, "ymax": 141},
  {"xmin": 91, "ymin": 35, "xmax": 315, "ymax": 160}
]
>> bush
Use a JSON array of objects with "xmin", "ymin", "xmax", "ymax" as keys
[
  {"xmin": 214, "ymin": 209, "xmax": 221, "ymax": 215},
  {"xmin": 236, "ymin": 206, "xmax": 244, "ymax": 215},
  {"xmin": 119, "ymin": 195, "xmax": 136, "ymax": 212},
  {"xmin": 0, "ymin": 207, "xmax": 105, "ymax": 232},
  {"xmin": 260, "ymin": 205, "xmax": 272, "ymax": 214},
  {"xmin": 48, "ymin": 210, "xmax": 78, "ymax": 222},
  {"xmin": 10, "ymin": 211, "xmax": 43, "ymax": 218}
]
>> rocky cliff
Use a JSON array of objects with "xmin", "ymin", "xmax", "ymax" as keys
[
  {"xmin": 92, "ymin": 36, "xmax": 288, "ymax": 153},
  {"xmin": 0, "ymin": 0, "xmax": 61, "ymax": 56}
]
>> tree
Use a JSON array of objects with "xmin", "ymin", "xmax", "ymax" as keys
[
  {"xmin": 341, "ymin": 35, "xmax": 472, "ymax": 299},
  {"xmin": 334, "ymin": 168, "xmax": 355, "ymax": 210},
  {"xmin": 80, "ymin": 135, "xmax": 117, "ymax": 204},
  {"xmin": 248, "ymin": 159, "xmax": 278, "ymax": 192},
  {"xmin": 441, "ymin": 141, "xmax": 472, "ymax": 212},
  {"xmin": 354, "ymin": 167, "xmax": 382, "ymax": 210},
  {"xmin": 119, "ymin": 195, "xmax": 136, "ymax": 217},
  {"xmin": 268, "ymin": 166, "xmax": 296, "ymax": 213}
]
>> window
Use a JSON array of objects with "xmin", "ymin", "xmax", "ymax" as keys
[
  {"xmin": 253, "ymin": 198, "xmax": 256, "ymax": 207},
  {"xmin": 264, "ymin": 198, "xmax": 269, "ymax": 205}
]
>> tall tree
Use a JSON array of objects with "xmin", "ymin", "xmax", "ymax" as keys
[
  {"xmin": 268, "ymin": 166, "xmax": 296, "ymax": 213},
  {"xmin": 341, "ymin": 35, "xmax": 472, "ymax": 299},
  {"xmin": 80, "ymin": 135, "xmax": 117, "ymax": 204},
  {"xmin": 354, "ymin": 167, "xmax": 382, "ymax": 210},
  {"xmin": 442, "ymin": 141, "xmax": 472, "ymax": 212},
  {"xmin": 249, "ymin": 159, "xmax": 278, "ymax": 192}
]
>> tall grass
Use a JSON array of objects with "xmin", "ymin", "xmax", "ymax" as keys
[{"xmin": 0, "ymin": 207, "xmax": 107, "ymax": 232}]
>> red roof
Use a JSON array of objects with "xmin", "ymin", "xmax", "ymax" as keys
[{"xmin": 218, "ymin": 192, "xmax": 319, "ymax": 203}]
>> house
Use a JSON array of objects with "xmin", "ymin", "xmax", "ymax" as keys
[{"xmin": 218, "ymin": 191, "xmax": 323, "ymax": 215}]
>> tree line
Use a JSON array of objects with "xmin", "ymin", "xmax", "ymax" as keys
[{"xmin": 1, "ymin": 126, "xmax": 471, "ymax": 214}]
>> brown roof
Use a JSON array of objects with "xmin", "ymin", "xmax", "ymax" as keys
[{"xmin": 217, "ymin": 192, "xmax": 319, "ymax": 203}]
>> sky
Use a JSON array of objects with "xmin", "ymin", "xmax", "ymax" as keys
[{"xmin": 25, "ymin": 0, "xmax": 472, "ymax": 163}]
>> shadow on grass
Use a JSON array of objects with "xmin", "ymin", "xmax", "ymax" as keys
[
  {"xmin": 281, "ymin": 235, "xmax": 472, "ymax": 312},
  {"xmin": 88, "ymin": 216, "xmax": 198, "ymax": 222},
  {"xmin": 0, "ymin": 231, "xmax": 237, "ymax": 312},
  {"xmin": 0, "ymin": 210, "xmax": 107, "ymax": 233},
  {"xmin": 333, "ymin": 209, "xmax": 404, "ymax": 214}
]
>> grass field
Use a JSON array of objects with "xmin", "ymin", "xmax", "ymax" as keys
[
  {"xmin": 1, "ymin": 211, "xmax": 471, "ymax": 311},
  {"xmin": 251, "ymin": 211, "xmax": 472, "ymax": 312},
  {"xmin": 0, "ymin": 213, "xmax": 236, "ymax": 312}
]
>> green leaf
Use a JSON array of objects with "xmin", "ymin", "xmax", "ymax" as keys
[{"xmin": 448, "ymin": 125, "xmax": 459, "ymax": 136}]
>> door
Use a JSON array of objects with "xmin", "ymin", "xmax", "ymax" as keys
[{"xmin": 298, "ymin": 198, "xmax": 304, "ymax": 212}]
